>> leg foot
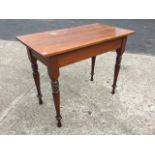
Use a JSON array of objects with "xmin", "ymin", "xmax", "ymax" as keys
[
  {"xmin": 57, "ymin": 122, "xmax": 62, "ymax": 127},
  {"xmin": 38, "ymin": 95, "xmax": 43, "ymax": 105},
  {"xmin": 111, "ymin": 87, "xmax": 116, "ymax": 94},
  {"xmin": 56, "ymin": 115, "xmax": 62, "ymax": 127}
]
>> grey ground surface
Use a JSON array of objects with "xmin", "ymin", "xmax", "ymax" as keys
[
  {"xmin": 0, "ymin": 20, "xmax": 155, "ymax": 134},
  {"xmin": 1, "ymin": 40, "xmax": 155, "ymax": 134}
]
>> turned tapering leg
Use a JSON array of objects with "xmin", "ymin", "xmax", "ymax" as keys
[
  {"xmin": 51, "ymin": 79, "xmax": 62, "ymax": 127},
  {"xmin": 27, "ymin": 48, "xmax": 43, "ymax": 104},
  {"xmin": 112, "ymin": 49, "xmax": 122, "ymax": 94},
  {"xmin": 90, "ymin": 56, "xmax": 96, "ymax": 81},
  {"xmin": 48, "ymin": 64, "xmax": 62, "ymax": 127},
  {"xmin": 112, "ymin": 37, "xmax": 127, "ymax": 94},
  {"xmin": 31, "ymin": 61, "xmax": 43, "ymax": 104}
]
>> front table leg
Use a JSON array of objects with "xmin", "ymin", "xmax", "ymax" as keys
[
  {"xmin": 51, "ymin": 79, "xmax": 62, "ymax": 127},
  {"xmin": 48, "ymin": 66, "xmax": 62, "ymax": 127},
  {"xmin": 27, "ymin": 48, "xmax": 43, "ymax": 104}
]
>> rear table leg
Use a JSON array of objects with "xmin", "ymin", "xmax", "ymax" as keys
[
  {"xmin": 90, "ymin": 56, "xmax": 96, "ymax": 81},
  {"xmin": 112, "ymin": 37, "xmax": 127, "ymax": 94},
  {"xmin": 112, "ymin": 49, "xmax": 122, "ymax": 94}
]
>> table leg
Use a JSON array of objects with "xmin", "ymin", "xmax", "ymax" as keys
[
  {"xmin": 112, "ymin": 49, "xmax": 122, "ymax": 94},
  {"xmin": 90, "ymin": 56, "xmax": 96, "ymax": 81},
  {"xmin": 48, "ymin": 66, "xmax": 62, "ymax": 127},
  {"xmin": 27, "ymin": 48, "xmax": 43, "ymax": 104},
  {"xmin": 112, "ymin": 37, "xmax": 127, "ymax": 94}
]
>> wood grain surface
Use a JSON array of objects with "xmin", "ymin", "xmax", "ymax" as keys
[{"xmin": 17, "ymin": 23, "xmax": 134, "ymax": 57}]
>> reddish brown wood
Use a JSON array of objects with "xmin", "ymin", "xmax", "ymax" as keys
[
  {"xmin": 90, "ymin": 56, "xmax": 96, "ymax": 81},
  {"xmin": 51, "ymin": 79, "xmax": 62, "ymax": 127},
  {"xmin": 47, "ymin": 60, "xmax": 62, "ymax": 127},
  {"xmin": 56, "ymin": 38, "xmax": 122, "ymax": 67},
  {"xmin": 17, "ymin": 23, "xmax": 134, "ymax": 58},
  {"xmin": 112, "ymin": 37, "xmax": 127, "ymax": 94},
  {"xmin": 17, "ymin": 23, "xmax": 135, "ymax": 127},
  {"xmin": 27, "ymin": 48, "xmax": 43, "ymax": 104}
]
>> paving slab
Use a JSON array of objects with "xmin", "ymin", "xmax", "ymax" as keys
[{"xmin": 0, "ymin": 40, "xmax": 155, "ymax": 134}]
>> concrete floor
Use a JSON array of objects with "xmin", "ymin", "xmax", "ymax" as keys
[
  {"xmin": 0, "ymin": 19, "xmax": 155, "ymax": 134},
  {"xmin": 0, "ymin": 39, "xmax": 155, "ymax": 134}
]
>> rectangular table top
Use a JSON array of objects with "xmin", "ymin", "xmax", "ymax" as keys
[{"xmin": 17, "ymin": 23, "xmax": 134, "ymax": 58}]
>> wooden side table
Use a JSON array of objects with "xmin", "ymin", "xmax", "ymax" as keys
[{"xmin": 17, "ymin": 23, "xmax": 135, "ymax": 127}]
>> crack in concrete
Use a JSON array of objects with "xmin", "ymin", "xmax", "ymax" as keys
[
  {"xmin": 0, "ymin": 86, "xmax": 34, "ymax": 124},
  {"xmin": 0, "ymin": 71, "xmax": 46, "ymax": 125}
]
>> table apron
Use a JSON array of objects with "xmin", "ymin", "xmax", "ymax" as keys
[{"xmin": 57, "ymin": 38, "xmax": 122, "ymax": 67}]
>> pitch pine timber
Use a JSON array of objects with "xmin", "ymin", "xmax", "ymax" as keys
[{"xmin": 17, "ymin": 23, "xmax": 135, "ymax": 127}]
